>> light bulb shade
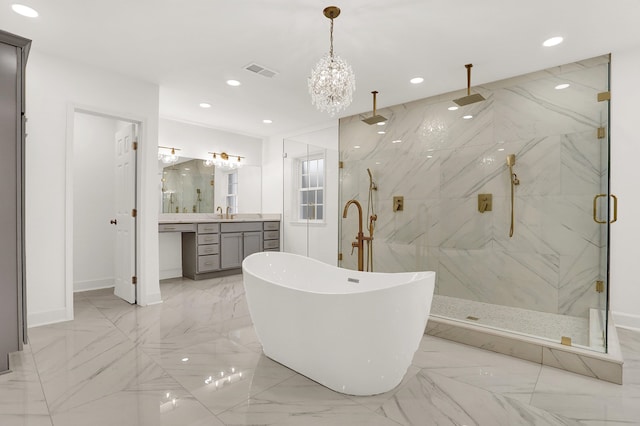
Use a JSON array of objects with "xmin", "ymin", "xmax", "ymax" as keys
[{"xmin": 308, "ymin": 53, "xmax": 355, "ymax": 116}]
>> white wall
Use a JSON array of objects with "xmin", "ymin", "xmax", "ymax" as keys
[
  {"xmin": 610, "ymin": 46, "xmax": 640, "ymax": 330},
  {"xmin": 265, "ymin": 124, "xmax": 339, "ymax": 266},
  {"xmin": 26, "ymin": 50, "xmax": 161, "ymax": 327},
  {"xmin": 73, "ymin": 113, "xmax": 117, "ymax": 291}
]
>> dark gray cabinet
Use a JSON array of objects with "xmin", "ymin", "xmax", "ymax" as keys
[{"xmin": 0, "ymin": 30, "xmax": 30, "ymax": 373}]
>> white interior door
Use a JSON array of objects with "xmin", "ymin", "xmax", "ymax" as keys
[{"xmin": 113, "ymin": 123, "xmax": 136, "ymax": 303}]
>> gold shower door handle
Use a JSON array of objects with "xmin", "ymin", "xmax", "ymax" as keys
[{"xmin": 593, "ymin": 194, "xmax": 618, "ymax": 224}]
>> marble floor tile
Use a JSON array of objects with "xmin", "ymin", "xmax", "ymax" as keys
[
  {"xmin": 154, "ymin": 338, "xmax": 296, "ymax": 414},
  {"xmin": 0, "ymin": 348, "xmax": 52, "ymax": 426},
  {"xmin": 412, "ymin": 335, "xmax": 542, "ymax": 403},
  {"xmin": 378, "ymin": 370, "xmax": 580, "ymax": 426},
  {"xmin": 8, "ymin": 273, "xmax": 640, "ymax": 426},
  {"xmin": 216, "ymin": 374, "xmax": 401, "ymax": 425},
  {"xmin": 530, "ymin": 365, "xmax": 640, "ymax": 424}
]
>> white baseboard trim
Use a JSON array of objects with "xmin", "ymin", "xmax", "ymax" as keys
[
  {"xmin": 159, "ymin": 268, "xmax": 182, "ymax": 280},
  {"xmin": 28, "ymin": 308, "xmax": 71, "ymax": 328},
  {"xmin": 141, "ymin": 291, "xmax": 163, "ymax": 306},
  {"xmin": 74, "ymin": 277, "xmax": 114, "ymax": 292},
  {"xmin": 612, "ymin": 311, "xmax": 640, "ymax": 331}
]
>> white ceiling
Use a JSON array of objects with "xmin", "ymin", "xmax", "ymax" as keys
[{"xmin": 2, "ymin": 0, "xmax": 640, "ymax": 138}]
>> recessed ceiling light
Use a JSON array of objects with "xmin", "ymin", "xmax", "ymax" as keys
[
  {"xmin": 377, "ymin": 121, "xmax": 385, "ymax": 126},
  {"xmin": 497, "ymin": 148, "xmax": 505, "ymax": 152},
  {"xmin": 392, "ymin": 140, "xmax": 402, "ymax": 144},
  {"xmin": 410, "ymin": 77, "xmax": 424, "ymax": 84},
  {"xmin": 181, "ymin": 357, "xmax": 189, "ymax": 362},
  {"xmin": 354, "ymin": 145, "xmax": 361, "ymax": 149},
  {"xmin": 375, "ymin": 161, "xmax": 381, "ymax": 165},
  {"xmin": 427, "ymin": 155, "xmax": 433, "ymax": 159},
  {"xmin": 448, "ymin": 106, "xmax": 459, "ymax": 111},
  {"xmin": 226, "ymin": 79, "xmax": 241, "ymax": 86},
  {"xmin": 12, "ymin": 4, "xmax": 38, "ymax": 17},
  {"xmin": 263, "ymin": 119, "xmax": 272, "ymax": 124},
  {"xmin": 463, "ymin": 115, "xmax": 473, "ymax": 120},
  {"xmin": 543, "ymin": 36, "xmax": 563, "ymax": 47},
  {"xmin": 554, "ymin": 83, "xmax": 570, "ymax": 90},
  {"xmin": 199, "ymin": 102, "xmax": 211, "ymax": 108},
  {"xmin": 377, "ymin": 131, "xmax": 386, "ymax": 135}
]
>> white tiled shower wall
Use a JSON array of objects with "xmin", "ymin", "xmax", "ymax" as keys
[{"xmin": 339, "ymin": 55, "xmax": 609, "ymax": 319}]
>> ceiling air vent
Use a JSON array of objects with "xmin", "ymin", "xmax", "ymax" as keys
[{"xmin": 244, "ymin": 63, "xmax": 278, "ymax": 78}]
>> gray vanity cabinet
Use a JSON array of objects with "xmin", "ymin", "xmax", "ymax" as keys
[
  {"xmin": 181, "ymin": 223, "xmax": 220, "ymax": 279},
  {"xmin": 0, "ymin": 30, "xmax": 30, "ymax": 373},
  {"xmin": 220, "ymin": 222, "xmax": 263, "ymax": 269}
]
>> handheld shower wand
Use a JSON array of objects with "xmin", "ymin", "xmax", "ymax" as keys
[
  {"xmin": 365, "ymin": 168, "xmax": 378, "ymax": 271},
  {"xmin": 507, "ymin": 154, "xmax": 520, "ymax": 237}
]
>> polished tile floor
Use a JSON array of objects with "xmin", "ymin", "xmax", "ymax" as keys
[{"xmin": 2, "ymin": 274, "xmax": 640, "ymax": 425}]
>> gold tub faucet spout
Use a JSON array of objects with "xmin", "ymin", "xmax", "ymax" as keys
[{"xmin": 342, "ymin": 199, "xmax": 370, "ymax": 272}]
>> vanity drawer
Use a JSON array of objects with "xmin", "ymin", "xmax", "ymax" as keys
[
  {"xmin": 264, "ymin": 230, "xmax": 280, "ymax": 240},
  {"xmin": 263, "ymin": 239, "xmax": 279, "ymax": 250},
  {"xmin": 197, "ymin": 223, "xmax": 219, "ymax": 234},
  {"xmin": 198, "ymin": 234, "xmax": 219, "ymax": 245},
  {"xmin": 263, "ymin": 221, "xmax": 280, "ymax": 231},
  {"xmin": 198, "ymin": 255, "xmax": 219, "ymax": 272},
  {"xmin": 198, "ymin": 244, "xmax": 219, "ymax": 256},
  {"xmin": 221, "ymin": 222, "xmax": 262, "ymax": 233},
  {"xmin": 159, "ymin": 223, "xmax": 196, "ymax": 232}
]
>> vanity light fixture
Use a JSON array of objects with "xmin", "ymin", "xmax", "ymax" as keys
[
  {"xmin": 543, "ymin": 36, "xmax": 564, "ymax": 47},
  {"xmin": 308, "ymin": 6, "xmax": 356, "ymax": 116},
  {"xmin": 158, "ymin": 146, "xmax": 181, "ymax": 164},
  {"xmin": 12, "ymin": 4, "xmax": 38, "ymax": 17},
  {"xmin": 207, "ymin": 151, "xmax": 244, "ymax": 170}
]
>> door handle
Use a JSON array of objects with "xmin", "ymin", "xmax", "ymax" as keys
[
  {"xmin": 110, "ymin": 219, "xmax": 118, "ymax": 225},
  {"xmin": 593, "ymin": 194, "xmax": 618, "ymax": 224}
]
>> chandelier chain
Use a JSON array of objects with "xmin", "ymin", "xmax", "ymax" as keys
[{"xmin": 329, "ymin": 18, "xmax": 334, "ymax": 58}]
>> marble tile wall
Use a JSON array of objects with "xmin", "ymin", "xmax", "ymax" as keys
[{"xmin": 339, "ymin": 55, "xmax": 610, "ymax": 320}]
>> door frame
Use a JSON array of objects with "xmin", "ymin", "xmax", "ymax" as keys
[{"xmin": 64, "ymin": 104, "xmax": 143, "ymax": 319}]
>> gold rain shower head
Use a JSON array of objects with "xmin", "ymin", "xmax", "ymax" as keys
[
  {"xmin": 453, "ymin": 64, "xmax": 486, "ymax": 106},
  {"xmin": 362, "ymin": 91, "xmax": 388, "ymax": 125}
]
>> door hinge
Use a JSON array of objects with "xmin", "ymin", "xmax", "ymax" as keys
[
  {"xmin": 596, "ymin": 280, "xmax": 605, "ymax": 293},
  {"xmin": 597, "ymin": 127, "xmax": 606, "ymax": 139},
  {"xmin": 131, "ymin": 208, "xmax": 137, "ymax": 217},
  {"xmin": 132, "ymin": 276, "xmax": 137, "ymax": 285},
  {"xmin": 132, "ymin": 140, "xmax": 138, "ymax": 150},
  {"xmin": 339, "ymin": 161, "xmax": 344, "ymax": 169},
  {"xmin": 597, "ymin": 91, "xmax": 611, "ymax": 102},
  {"xmin": 338, "ymin": 252, "xmax": 343, "ymax": 261},
  {"xmin": 561, "ymin": 336, "xmax": 572, "ymax": 346}
]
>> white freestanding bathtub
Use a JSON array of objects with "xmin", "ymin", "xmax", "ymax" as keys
[{"xmin": 242, "ymin": 251, "xmax": 436, "ymax": 396}]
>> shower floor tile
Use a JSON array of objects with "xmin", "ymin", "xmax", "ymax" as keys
[{"xmin": 430, "ymin": 295, "xmax": 591, "ymax": 348}]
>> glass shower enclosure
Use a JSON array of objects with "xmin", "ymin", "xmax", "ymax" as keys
[{"xmin": 338, "ymin": 55, "xmax": 612, "ymax": 353}]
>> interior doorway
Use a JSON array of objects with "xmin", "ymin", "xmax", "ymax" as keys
[{"xmin": 69, "ymin": 108, "xmax": 139, "ymax": 314}]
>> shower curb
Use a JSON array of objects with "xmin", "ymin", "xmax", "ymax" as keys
[{"xmin": 426, "ymin": 313, "xmax": 624, "ymax": 384}]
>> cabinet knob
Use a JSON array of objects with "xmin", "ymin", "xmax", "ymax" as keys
[{"xmin": 110, "ymin": 219, "xmax": 117, "ymax": 225}]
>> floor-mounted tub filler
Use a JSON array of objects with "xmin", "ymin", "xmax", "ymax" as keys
[{"xmin": 242, "ymin": 252, "xmax": 436, "ymax": 396}]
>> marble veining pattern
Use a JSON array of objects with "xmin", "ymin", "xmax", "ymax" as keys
[
  {"xmin": 340, "ymin": 55, "xmax": 609, "ymax": 339},
  {"xmin": 2, "ymin": 277, "xmax": 640, "ymax": 425}
]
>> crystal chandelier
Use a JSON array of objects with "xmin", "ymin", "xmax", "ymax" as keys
[{"xmin": 308, "ymin": 6, "xmax": 355, "ymax": 116}]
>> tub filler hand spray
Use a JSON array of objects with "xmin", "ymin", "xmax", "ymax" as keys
[{"xmin": 507, "ymin": 154, "xmax": 520, "ymax": 237}]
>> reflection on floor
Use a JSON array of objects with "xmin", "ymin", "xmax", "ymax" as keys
[
  {"xmin": 1, "ymin": 275, "xmax": 639, "ymax": 425},
  {"xmin": 431, "ymin": 294, "xmax": 593, "ymax": 348}
]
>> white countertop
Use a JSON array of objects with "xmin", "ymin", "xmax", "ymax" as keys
[{"xmin": 159, "ymin": 213, "xmax": 281, "ymax": 224}]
